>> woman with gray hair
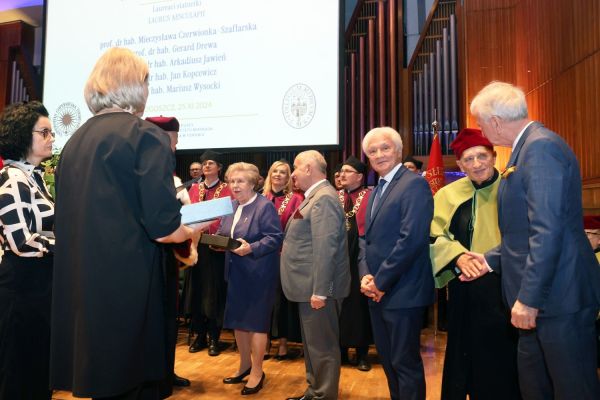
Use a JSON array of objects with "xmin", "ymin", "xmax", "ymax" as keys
[
  {"xmin": 50, "ymin": 47, "xmax": 203, "ymax": 399},
  {"xmin": 218, "ymin": 162, "xmax": 283, "ymax": 396}
]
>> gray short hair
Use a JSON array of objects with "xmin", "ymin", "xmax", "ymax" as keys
[
  {"xmin": 470, "ymin": 81, "xmax": 528, "ymax": 122},
  {"xmin": 296, "ymin": 150, "xmax": 327, "ymax": 175},
  {"xmin": 362, "ymin": 126, "xmax": 403, "ymax": 154},
  {"xmin": 84, "ymin": 47, "xmax": 149, "ymax": 115},
  {"xmin": 226, "ymin": 162, "xmax": 260, "ymax": 188}
]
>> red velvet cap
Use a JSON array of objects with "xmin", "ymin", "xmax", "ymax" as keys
[
  {"xmin": 584, "ymin": 216, "xmax": 600, "ymax": 230},
  {"xmin": 145, "ymin": 116, "xmax": 179, "ymax": 132},
  {"xmin": 450, "ymin": 128, "xmax": 494, "ymax": 159}
]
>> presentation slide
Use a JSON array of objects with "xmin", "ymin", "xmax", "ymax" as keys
[{"xmin": 43, "ymin": 0, "xmax": 342, "ymax": 151}]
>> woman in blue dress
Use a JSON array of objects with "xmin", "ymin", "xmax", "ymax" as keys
[{"xmin": 218, "ymin": 162, "xmax": 283, "ymax": 396}]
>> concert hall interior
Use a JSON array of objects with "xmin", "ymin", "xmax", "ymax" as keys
[{"xmin": 1, "ymin": 1, "xmax": 599, "ymax": 399}]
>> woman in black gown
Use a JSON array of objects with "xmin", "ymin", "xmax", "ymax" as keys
[
  {"xmin": 50, "ymin": 47, "xmax": 203, "ymax": 400},
  {"xmin": 0, "ymin": 101, "xmax": 55, "ymax": 399}
]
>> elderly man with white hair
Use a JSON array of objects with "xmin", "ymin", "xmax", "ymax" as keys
[
  {"xmin": 466, "ymin": 81, "xmax": 600, "ymax": 399},
  {"xmin": 358, "ymin": 127, "xmax": 434, "ymax": 400}
]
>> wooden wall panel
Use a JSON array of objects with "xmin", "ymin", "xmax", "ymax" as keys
[
  {"xmin": 460, "ymin": 0, "xmax": 600, "ymax": 211},
  {"xmin": 0, "ymin": 21, "xmax": 36, "ymax": 110}
]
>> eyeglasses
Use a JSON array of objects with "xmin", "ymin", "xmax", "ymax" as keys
[
  {"xmin": 460, "ymin": 153, "xmax": 491, "ymax": 165},
  {"xmin": 190, "ymin": 168, "xmax": 201, "ymax": 171},
  {"xmin": 339, "ymin": 169, "xmax": 358, "ymax": 174},
  {"xmin": 32, "ymin": 128, "xmax": 55, "ymax": 139}
]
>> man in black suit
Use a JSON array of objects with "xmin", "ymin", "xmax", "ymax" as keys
[{"xmin": 359, "ymin": 127, "xmax": 435, "ymax": 400}]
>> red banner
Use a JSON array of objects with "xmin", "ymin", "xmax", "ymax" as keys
[{"xmin": 424, "ymin": 133, "xmax": 445, "ymax": 195}]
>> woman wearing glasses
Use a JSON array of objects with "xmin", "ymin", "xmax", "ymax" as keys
[{"xmin": 0, "ymin": 101, "xmax": 55, "ymax": 399}]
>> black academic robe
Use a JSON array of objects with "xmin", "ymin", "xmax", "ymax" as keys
[
  {"xmin": 183, "ymin": 181, "xmax": 233, "ymax": 338},
  {"xmin": 50, "ymin": 113, "xmax": 181, "ymax": 398},
  {"xmin": 339, "ymin": 187, "xmax": 373, "ymax": 347}
]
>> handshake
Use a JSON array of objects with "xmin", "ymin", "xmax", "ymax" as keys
[{"xmin": 456, "ymin": 251, "xmax": 491, "ymax": 281}]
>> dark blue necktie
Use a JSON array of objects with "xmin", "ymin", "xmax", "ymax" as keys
[{"xmin": 370, "ymin": 178, "xmax": 387, "ymax": 217}]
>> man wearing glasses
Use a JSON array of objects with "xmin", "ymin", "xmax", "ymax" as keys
[{"xmin": 337, "ymin": 156, "xmax": 373, "ymax": 372}]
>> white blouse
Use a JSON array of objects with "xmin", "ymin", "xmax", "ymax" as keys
[{"xmin": 0, "ymin": 160, "xmax": 55, "ymax": 257}]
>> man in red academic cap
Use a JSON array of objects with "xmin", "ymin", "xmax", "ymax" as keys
[
  {"xmin": 145, "ymin": 116, "xmax": 192, "ymax": 394},
  {"xmin": 430, "ymin": 128, "xmax": 521, "ymax": 400},
  {"xmin": 584, "ymin": 216, "xmax": 600, "ymax": 264}
]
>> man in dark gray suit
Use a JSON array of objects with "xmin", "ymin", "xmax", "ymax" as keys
[
  {"xmin": 467, "ymin": 81, "xmax": 600, "ymax": 399},
  {"xmin": 280, "ymin": 150, "xmax": 350, "ymax": 400}
]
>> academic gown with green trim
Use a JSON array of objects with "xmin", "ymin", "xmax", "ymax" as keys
[{"xmin": 430, "ymin": 170, "xmax": 521, "ymax": 400}]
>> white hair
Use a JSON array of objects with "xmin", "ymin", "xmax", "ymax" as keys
[
  {"xmin": 470, "ymin": 81, "xmax": 528, "ymax": 122},
  {"xmin": 362, "ymin": 126, "xmax": 403, "ymax": 153}
]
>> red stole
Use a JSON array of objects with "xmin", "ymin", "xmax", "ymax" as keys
[
  {"xmin": 188, "ymin": 180, "xmax": 234, "ymax": 234},
  {"xmin": 265, "ymin": 191, "xmax": 304, "ymax": 230},
  {"xmin": 338, "ymin": 188, "xmax": 371, "ymax": 236}
]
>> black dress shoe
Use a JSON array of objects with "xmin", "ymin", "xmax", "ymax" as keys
[
  {"xmin": 208, "ymin": 339, "xmax": 220, "ymax": 356},
  {"xmin": 223, "ymin": 367, "xmax": 251, "ymax": 384},
  {"xmin": 189, "ymin": 336, "xmax": 207, "ymax": 353},
  {"xmin": 357, "ymin": 357, "xmax": 372, "ymax": 372},
  {"xmin": 241, "ymin": 372, "xmax": 265, "ymax": 395},
  {"xmin": 173, "ymin": 373, "xmax": 191, "ymax": 387},
  {"xmin": 277, "ymin": 349, "xmax": 300, "ymax": 361},
  {"xmin": 286, "ymin": 396, "xmax": 312, "ymax": 400}
]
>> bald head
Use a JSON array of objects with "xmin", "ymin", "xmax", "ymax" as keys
[{"xmin": 292, "ymin": 150, "xmax": 327, "ymax": 191}]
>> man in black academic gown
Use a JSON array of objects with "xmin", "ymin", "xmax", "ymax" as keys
[
  {"xmin": 337, "ymin": 156, "xmax": 373, "ymax": 371},
  {"xmin": 145, "ymin": 116, "xmax": 192, "ymax": 395}
]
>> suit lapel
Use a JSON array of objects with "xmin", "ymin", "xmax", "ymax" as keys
[
  {"xmin": 366, "ymin": 166, "xmax": 404, "ymax": 233},
  {"xmin": 498, "ymin": 122, "xmax": 538, "ymax": 225},
  {"xmin": 232, "ymin": 199, "xmax": 258, "ymax": 238},
  {"xmin": 285, "ymin": 181, "xmax": 329, "ymax": 232},
  {"xmin": 365, "ymin": 187, "xmax": 374, "ymax": 230}
]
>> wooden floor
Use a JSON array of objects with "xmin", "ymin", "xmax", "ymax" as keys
[{"xmin": 53, "ymin": 327, "xmax": 447, "ymax": 399}]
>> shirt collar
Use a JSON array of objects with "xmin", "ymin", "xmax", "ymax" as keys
[
  {"xmin": 512, "ymin": 121, "xmax": 535, "ymax": 151},
  {"xmin": 304, "ymin": 179, "xmax": 327, "ymax": 198},
  {"xmin": 204, "ymin": 178, "xmax": 220, "ymax": 189},
  {"xmin": 238, "ymin": 193, "xmax": 258, "ymax": 208},
  {"xmin": 380, "ymin": 162, "xmax": 403, "ymax": 183}
]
